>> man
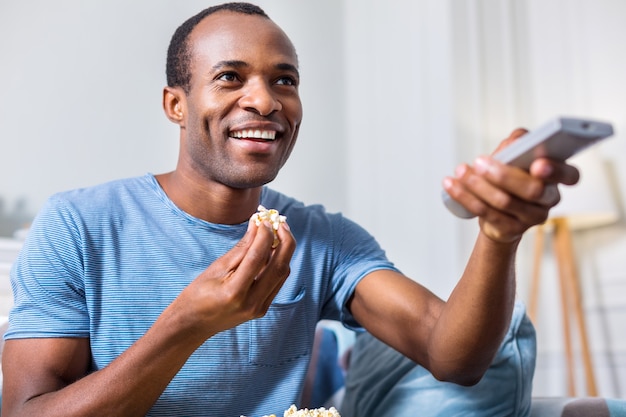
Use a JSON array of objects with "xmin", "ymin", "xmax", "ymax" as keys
[{"xmin": 2, "ymin": 3, "xmax": 579, "ymax": 416}]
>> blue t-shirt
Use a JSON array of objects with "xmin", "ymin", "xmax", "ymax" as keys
[{"xmin": 6, "ymin": 174, "xmax": 398, "ymax": 417}]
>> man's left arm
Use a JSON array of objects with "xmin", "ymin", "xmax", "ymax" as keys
[{"xmin": 348, "ymin": 128, "xmax": 580, "ymax": 386}]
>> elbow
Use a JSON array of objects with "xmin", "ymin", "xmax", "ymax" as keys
[
  {"xmin": 437, "ymin": 373, "xmax": 484, "ymax": 387},
  {"xmin": 424, "ymin": 344, "xmax": 499, "ymax": 387},
  {"xmin": 429, "ymin": 363, "xmax": 488, "ymax": 387}
]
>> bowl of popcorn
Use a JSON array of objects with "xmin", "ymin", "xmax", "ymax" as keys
[{"xmin": 242, "ymin": 404, "xmax": 341, "ymax": 417}]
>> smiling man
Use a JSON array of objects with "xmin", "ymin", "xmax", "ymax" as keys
[{"xmin": 2, "ymin": 3, "xmax": 579, "ymax": 417}]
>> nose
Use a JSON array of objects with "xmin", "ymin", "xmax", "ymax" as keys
[{"xmin": 239, "ymin": 78, "xmax": 282, "ymax": 116}]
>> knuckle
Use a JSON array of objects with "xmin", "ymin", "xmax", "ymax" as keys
[
  {"xmin": 250, "ymin": 302, "xmax": 271, "ymax": 319},
  {"xmin": 493, "ymin": 192, "xmax": 514, "ymax": 211},
  {"xmin": 546, "ymin": 186, "xmax": 561, "ymax": 207},
  {"xmin": 464, "ymin": 171, "xmax": 482, "ymax": 187},
  {"xmin": 247, "ymin": 245, "xmax": 270, "ymax": 264},
  {"xmin": 487, "ymin": 166, "xmax": 506, "ymax": 183},
  {"xmin": 221, "ymin": 286, "xmax": 244, "ymax": 307},
  {"xmin": 511, "ymin": 127, "xmax": 528, "ymax": 137},
  {"xmin": 537, "ymin": 211, "xmax": 550, "ymax": 225},
  {"xmin": 274, "ymin": 262, "xmax": 291, "ymax": 279},
  {"xmin": 526, "ymin": 182, "xmax": 545, "ymax": 201},
  {"xmin": 473, "ymin": 203, "xmax": 489, "ymax": 218}
]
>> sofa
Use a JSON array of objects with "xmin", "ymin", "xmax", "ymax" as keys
[{"xmin": 305, "ymin": 302, "xmax": 626, "ymax": 417}]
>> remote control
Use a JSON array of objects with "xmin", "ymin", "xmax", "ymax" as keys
[{"xmin": 443, "ymin": 117, "xmax": 614, "ymax": 219}]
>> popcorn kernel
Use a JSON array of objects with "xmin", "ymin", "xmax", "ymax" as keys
[{"xmin": 252, "ymin": 205, "xmax": 286, "ymax": 248}]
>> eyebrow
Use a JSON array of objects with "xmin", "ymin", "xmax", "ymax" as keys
[
  {"xmin": 276, "ymin": 63, "xmax": 300, "ymax": 79},
  {"xmin": 212, "ymin": 60, "xmax": 248, "ymax": 71},
  {"xmin": 212, "ymin": 60, "xmax": 300, "ymax": 78}
]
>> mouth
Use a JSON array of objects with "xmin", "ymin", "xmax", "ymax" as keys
[{"xmin": 229, "ymin": 129, "xmax": 277, "ymax": 141}]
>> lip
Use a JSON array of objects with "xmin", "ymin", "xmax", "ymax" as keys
[{"xmin": 231, "ymin": 135, "xmax": 279, "ymax": 154}]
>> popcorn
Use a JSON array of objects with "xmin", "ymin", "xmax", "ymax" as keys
[
  {"xmin": 243, "ymin": 404, "xmax": 341, "ymax": 417},
  {"xmin": 282, "ymin": 404, "xmax": 341, "ymax": 417},
  {"xmin": 251, "ymin": 205, "xmax": 286, "ymax": 248}
]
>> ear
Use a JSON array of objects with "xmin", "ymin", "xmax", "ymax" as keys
[{"xmin": 163, "ymin": 86, "xmax": 187, "ymax": 126}]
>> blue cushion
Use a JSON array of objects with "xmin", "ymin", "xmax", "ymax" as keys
[
  {"xmin": 529, "ymin": 397, "xmax": 626, "ymax": 417},
  {"xmin": 301, "ymin": 326, "xmax": 346, "ymax": 408},
  {"xmin": 608, "ymin": 398, "xmax": 626, "ymax": 417},
  {"xmin": 340, "ymin": 301, "xmax": 537, "ymax": 417}
]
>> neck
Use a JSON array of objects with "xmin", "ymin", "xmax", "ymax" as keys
[{"xmin": 154, "ymin": 171, "xmax": 263, "ymax": 225}]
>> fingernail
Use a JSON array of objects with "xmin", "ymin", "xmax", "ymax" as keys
[
  {"xmin": 455, "ymin": 164, "xmax": 468, "ymax": 177},
  {"xmin": 539, "ymin": 162, "xmax": 553, "ymax": 177},
  {"xmin": 474, "ymin": 156, "xmax": 490, "ymax": 174}
]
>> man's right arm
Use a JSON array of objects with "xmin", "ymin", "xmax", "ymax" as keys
[
  {"xmin": 1, "ymin": 308, "xmax": 208, "ymax": 417},
  {"xmin": 2, "ymin": 218, "xmax": 296, "ymax": 416},
  {"xmin": 2, "ymin": 338, "xmax": 91, "ymax": 413}
]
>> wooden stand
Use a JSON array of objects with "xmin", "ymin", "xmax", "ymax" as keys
[{"xmin": 528, "ymin": 217, "xmax": 598, "ymax": 396}]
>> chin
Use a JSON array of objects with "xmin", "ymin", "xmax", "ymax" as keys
[{"xmin": 229, "ymin": 174, "xmax": 278, "ymax": 189}]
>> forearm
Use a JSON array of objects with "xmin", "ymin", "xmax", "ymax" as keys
[
  {"xmin": 427, "ymin": 232, "xmax": 519, "ymax": 384},
  {"xmin": 8, "ymin": 305, "xmax": 207, "ymax": 417}
]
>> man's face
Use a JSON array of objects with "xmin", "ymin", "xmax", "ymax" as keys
[{"xmin": 178, "ymin": 11, "xmax": 303, "ymax": 189}]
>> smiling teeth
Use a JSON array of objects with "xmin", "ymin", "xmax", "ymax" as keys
[{"xmin": 231, "ymin": 130, "xmax": 276, "ymax": 140}]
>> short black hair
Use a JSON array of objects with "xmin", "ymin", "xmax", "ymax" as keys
[{"xmin": 166, "ymin": 2, "xmax": 270, "ymax": 94}]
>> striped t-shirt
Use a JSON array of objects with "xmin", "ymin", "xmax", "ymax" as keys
[{"xmin": 6, "ymin": 174, "xmax": 398, "ymax": 417}]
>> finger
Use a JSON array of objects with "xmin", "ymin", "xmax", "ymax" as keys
[
  {"xmin": 442, "ymin": 164, "xmax": 487, "ymax": 217},
  {"xmin": 459, "ymin": 166, "xmax": 533, "ymax": 219},
  {"xmin": 273, "ymin": 220, "xmax": 295, "ymax": 249},
  {"xmin": 476, "ymin": 156, "xmax": 546, "ymax": 202},
  {"xmin": 535, "ymin": 184, "xmax": 561, "ymax": 208},
  {"xmin": 449, "ymin": 158, "xmax": 528, "ymax": 215},
  {"xmin": 213, "ymin": 218, "xmax": 259, "ymax": 271},
  {"xmin": 492, "ymin": 128, "xmax": 528, "ymax": 154},
  {"xmin": 449, "ymin": 157, "xmax": 552, "ymax": 221},
  {"xmin": 529, "ymin": 158, "xmax": 581, "ymax": 185},
  {"xmin": 247, "ymin": 222, "xmax": 296, "ymax": 309},
  {"xmin": 252, "ymin": 221, "xmax": 296, "ymax": 285},
  {"xmin": 226, "ymin": 219, "xmax": 276, "ymax": 288},
  {"xmin": 472, "ymin": 166, "xmax": 562, "ymax": 233}
]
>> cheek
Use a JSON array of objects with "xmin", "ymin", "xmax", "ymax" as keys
[
  {"xmin": 288, "ymin": 98, "xmax": 303, "ymax": 125},
  {"xmin": 186, "ymin": 105, "xmax": 228, "ymax": 143}
]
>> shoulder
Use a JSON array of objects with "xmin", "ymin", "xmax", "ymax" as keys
[
  {"xmin": 261, "ymin": 188, "xmax": 385, "ymax": 258},
  {"xmin": 261, "ymin": 188, "xmax": 358, "ymax": 235},
  {"xmin": 49, "ymin": 175, "xmax": 154, "ymax": 206},
  {"xmin": 40, "ymin": 175, "xmax": 157, "ymax": 219},
  {"xmin": 29, "ymin": 175, "xmax": 156, "ymax": 241}
]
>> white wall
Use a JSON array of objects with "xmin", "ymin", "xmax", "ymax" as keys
[
  {"xmin": 343, "ymin": 0, "xmax": 469, "ymax": 299},
  {"xmin": 343, "ymin": 0, "xmax": 626, "ymax": 398},
  {"xmin": 0, "ymin": 1, "xmax": 177, "ymax": 226},
  {"xmin": 1, "ymin": 0, "xmax": 626, "ymax": 399},
  {"xmin": 517, "ymin": 0, "xmax": 626, "ymax": 398},
  {"xmin": 0, "ymin": 0, "xmax": 347, "ymax": 232}
]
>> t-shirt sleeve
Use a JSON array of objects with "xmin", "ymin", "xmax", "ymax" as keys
[
  {"xmin": 5, "ymin": 195, "xmax": 89, "ymax": 340},
  {"xmin": 324, "ymin": 214, "xmax": 400, "ymax": 329}
]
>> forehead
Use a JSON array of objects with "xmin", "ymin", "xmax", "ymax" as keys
[{"xmin": 188, "ymin": 11, "xmax": 298, "ymax": 72}]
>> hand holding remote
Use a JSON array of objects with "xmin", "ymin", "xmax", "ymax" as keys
[{"xmin": 443, "ymin": 117, "xmax": 614, "ymax": 219}]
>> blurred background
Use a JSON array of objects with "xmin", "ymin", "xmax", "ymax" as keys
[{"xmin": 1, "ymin": 0, "xmax": 625, "ymax": 398}]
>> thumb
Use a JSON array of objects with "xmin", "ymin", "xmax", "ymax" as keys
[
  {"xmin": 218, "ymin": 218, "xmax": 259, "ymax": 266},
  {"xmin": 493, "ymin": 128, "xmax": 528, "ymax": 154}
]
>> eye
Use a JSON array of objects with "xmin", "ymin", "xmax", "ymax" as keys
[
  {"xmin": 216, "ymin": 72, "xmax": 240, "ymax": 83},
  {"xmin": 275, "ymin": 76, "xmax": 298, "ymax": 87}
]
